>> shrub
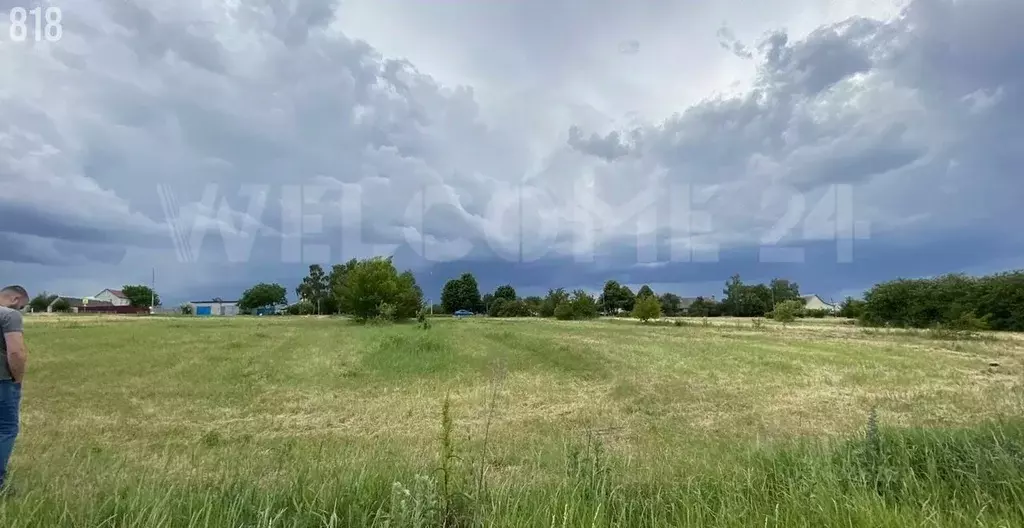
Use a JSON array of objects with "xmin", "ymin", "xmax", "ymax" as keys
[
  {"xmin": 771, "ymin": 299, "xmax": 803, "ymax": 324},
  {"xmin": 554, "ymin": 303, "xmax": 575, "ymax": 320},
  {"xmin": 839, "ymin": 297, "xmax": 867, "ymax": 318},
  {"xmin": 632, "ymin": 295, "xmax": 662, "ymax": 323},
  {"xmin": 487, "ymin": 298, "xmax": 509, "ymax": 317},
  {"xmin": 371, "ymin": 302, "xmax": 397, "ymax": 325},
  {"xmin": 179, "ymin": 303, "xmax": 194, "ymax": 315},
  {"xmin": 804, "ymin": 309, "xmax": 831, "ymax": 318},
  {"xmin": 541, "ymin": 289, "xmax": 569, "ymax": 318},
  {"xmin": 570, "ymin": 290, "xmax": 600, "ymax": 320},
  {"xmin": 861, "ymin": 270, "xmax": 1024, "ymax": 331},
  {"xmin": 51, "ymin": 298, "xmax": 71, "ymax": 312}
]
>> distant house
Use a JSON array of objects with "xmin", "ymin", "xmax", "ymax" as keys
[
  {"xmin": 190, "ymin": 299, "xmax": 240, "ymax": 316},
  {"xmin": 94, "ymin": 289, "xmax": 131, "ymax": 306},
  {"xmin": 801, "ymin": 294, "xmax": 838, "ymax": 313}
]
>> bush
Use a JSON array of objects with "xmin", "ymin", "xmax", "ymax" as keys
[
  {"xmin": 487, "ymin": 298, "xmax": 509, "ymax": 317},
  {"xmin": 861, "ymin": 271, "xmax": 1024, "ymax": 331},
  {"xmin": 554, "ymin": 303, "xmax": 575, "ymax": 320},
  {"xmin": 51, "ymin": 298, "xmax": 71, "ymax": 312},
  {"xmin": 771, "ymin": 300, "xmax": 803, "ymax": 324},
  {"xmin": 285, "ymin": 300, "xmax": 316, "ymax": 315},
  {"xmin": 804, "ymin": 309, "xmax": 831, "ymax": 318},
  {"xmin": 375, "ymin": 302, "xmax": 397, "ymax": 324},
  {"xmin": 570, "ymin": 290, "xmax": 599, "ymax": 320},
  {"xmin": 540, "ymin": 289, "xmax": 569, "ymax": 318},
  {"xmin": 839, "ymin": 297, "xmax": 867, "ymax": 318},
  {"xmin": 632, "ymin": 295, "xmax": 661, "ymax": 322}
]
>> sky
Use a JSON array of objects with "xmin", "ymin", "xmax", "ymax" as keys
[{"xmin": 2, "ymin": 0, "xmax": 1022, "ymax": 306}]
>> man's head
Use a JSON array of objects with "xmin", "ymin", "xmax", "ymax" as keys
[{"xmin": 0, "ymin": 286, "xmax": 28, "ymax": 310}]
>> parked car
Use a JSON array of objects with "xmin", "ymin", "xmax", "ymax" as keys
[{"xmin": 453, "ymin": 309, "xmax": 474, "ymax": 317}]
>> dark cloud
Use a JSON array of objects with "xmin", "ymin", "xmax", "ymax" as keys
[{"xmin": 3, "ymin": 0, "xmax": 1022, "ymax": 302}]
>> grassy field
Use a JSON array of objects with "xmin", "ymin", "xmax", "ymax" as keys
[{"xmin": 3, "ymin": 315, "xmax": 1024, "ymax": 527}]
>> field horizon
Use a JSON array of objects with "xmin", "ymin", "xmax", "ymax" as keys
[{"xmin": 3, "ymin": 315, "xmax": 1024, "ymax": 526}]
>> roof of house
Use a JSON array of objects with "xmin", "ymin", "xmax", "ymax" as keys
[
  {"xmin": 99, "ymin": 289, "xmax": 128, "ymax": 299},
  {"xmin": 802, "ymin": 294, "xmax": 837, "ymax": 307}
]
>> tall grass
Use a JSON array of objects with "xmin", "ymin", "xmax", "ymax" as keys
[
  {"xmin": 4, "ymin": 411, "xmax": 1024, "ymax": 527},
  {"xmin": 9, "ymin": 316, "xmax": 1024, "ymax": 526}
]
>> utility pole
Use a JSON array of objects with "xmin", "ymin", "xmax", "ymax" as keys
[{"xmin": 150, "ymin": 267, "xmax": 156, "ymax": 313}]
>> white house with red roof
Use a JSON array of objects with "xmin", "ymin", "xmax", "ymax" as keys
[{"xmin": 93, "ymin": 289, "xmax": 131, "ymax": 306}]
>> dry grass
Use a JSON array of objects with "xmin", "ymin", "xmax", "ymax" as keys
[{"xmin": 4, "ymin": 315, "xmax": 1024, "ymax": 526}]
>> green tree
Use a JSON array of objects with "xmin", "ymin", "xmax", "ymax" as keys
[
  {"xmin": 296, "ymin": 264, "xmax": 332, "ymax": 314},
  {"xmin": 599, "ymin": 280, "xmax": 636, "ymax": 315},
  {"xmin": 636, "ymin": 285, "xmax": 655, "ymax": 300},
  {"xmin": 619, "ymin": 285, "xmax": 636, "ymax": 314},
  {"xmin": 481, "ymin": 293, "xmax": 495, "ymax": 313},
  {"xmin": 688, "ymin": 296, "xmax": 714, "ymax": 317},
  {"xmin": 749, "ymin": 284, "xmax": 773, "ymax": 315},
  {"xmin": 328, "ymin": 259, "xmax": 359, "ymax": 314},
  {"xmin": 632, "ymin": 295, "xmax": 661, "ymax": 322},
  {"xmin": 493, "ymin": 284, "xmax": 517, "ymax": 302},
  {"xmin": 179, "ymin": 303, "xmax": 193, "ymax": 315},
  {"xmin": 440, "ymin": 273, "xmax": 483, "ymax": 314},
  {"xmin": 554, "ymin": 303, "xmax": 575, "ymax": 320},
  {"xmin": 28, "ymin": 292, "xmax": 58, "ymax": 312},
  {"xmin": 771, "ymin": 299, "xmax": 804, "ymax": 324},
  {"xmin": 122, "ymin": 285, "xmax": 161, "ymax": 307},
  {"xmin": 487, "ymin": 297, "xmax": 509, "ymax": 317},
  {"xmin": 523, "ymin": 296, "xmax": 543, "ymax": 315},
  {"xmin": 395, "ymin": 271, "xmax": 425, "ymax": 320},
  {"xmin": 51, "ymin": 298, "xmax": 71, "ymax": 312},
  {"xmin": 570, "ymin": 290, "xmax": 599, "ymax": 320},
  {"xmin": 721, "ymin": 275, "xmax": 769, "ymax": 317},
  {"xmin": 659, "ymin": 293, "xmax": 682, "ymax": 316},
  {"xmin": 540, "ymin": 288, "xmax": 569, "ymax": 317},
  {"xmin": 501, "ymin": 299, "xmax": 533, "ymax": 317},
  {"xmin": 335, "ymin": 257, "xmax": 423, "ymax": 322},
  {"xmin": 769, "ymin": 278, "xmax": 801, "ymax": 307},
  {"xmin": 238, "ymin": 283, "xmax": 287, "ymax": 313},
  {"xmin": 722, "ymin": 274, "xmax": 744, "ymax": 315}
]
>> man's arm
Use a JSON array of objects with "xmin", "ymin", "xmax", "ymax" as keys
[
  {"xmin": 2, "ymin": 310, "xmax": 25, "ymax": 383},
  {"xmin": 5, "ymin": 332, "xmax": 26, "ymax": 383}
]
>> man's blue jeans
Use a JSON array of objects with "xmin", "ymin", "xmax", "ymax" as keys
[{"xmin": 0, "ymin": 380, "xmax": 21, "ymax": 489}]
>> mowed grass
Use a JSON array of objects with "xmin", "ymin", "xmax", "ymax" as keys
[{"xmin": 3, "ymin": 315, "xmax": 1024, "ymax": 526}]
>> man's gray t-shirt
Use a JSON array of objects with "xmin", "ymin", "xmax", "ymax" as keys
[{"xmin": 0, "ymin": 307, "xmax": 23, "ymax": 380}]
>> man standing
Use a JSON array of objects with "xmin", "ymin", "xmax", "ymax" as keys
[{"xmin": 0, "ymin": 285, "xmax": 28, "ymax": 494}]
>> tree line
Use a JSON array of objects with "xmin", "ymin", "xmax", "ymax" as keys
[
  {"xmin": 848, "ymin": 270, "xmax": 1024, "ymax": 331},
  {"xmin": 241, "ymin": 260, "xmax": 1024, "ymax": 332},
  {"xmin": 280, "ymin": 263, "xmax": 827, "ymax": 323}
]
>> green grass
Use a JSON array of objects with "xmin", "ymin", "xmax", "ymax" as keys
[{"xmin": 3, "ymin": 315, "xmax": 1024, "ymax": 526}]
